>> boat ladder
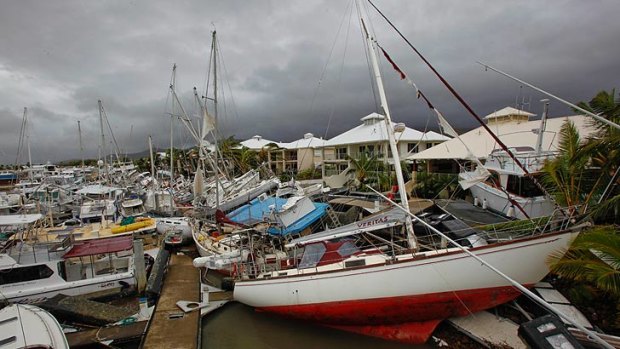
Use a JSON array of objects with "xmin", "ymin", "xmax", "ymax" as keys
[{"xmin": 325, "ymin": 206, "xmax": 342, "ymax": 228}]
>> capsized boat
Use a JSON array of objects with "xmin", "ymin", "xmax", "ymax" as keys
[{"xmin": 231, "ymin": 200, "xmax": 580, "ymax": 343}]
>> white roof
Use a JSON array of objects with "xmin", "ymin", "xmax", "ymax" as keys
[
  {"xmin": 281, "ymin": 133, "xmax": 326, "ymax": 149},
  {"xmin": 0, "ymin": 213, "xmax": 44, "ymax": 226},
  {"xmin": 240, "ymin": 135, "xmax": 280, "ymax": 150},
  {"xmin": 484, "ymin": 106, "xmax": 536, "ymax": 119},
  {"xmin": 409, "ymin": 114, "xmax": 596, "ymax": 160},
  {"xmin": 323, "ymin": 113, "xmax": 450, "ymax": 147}
]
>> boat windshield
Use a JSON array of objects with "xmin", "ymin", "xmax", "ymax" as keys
[{"xmin": 298, "ymin": 241, "xmax": 359, "ymax": 269}]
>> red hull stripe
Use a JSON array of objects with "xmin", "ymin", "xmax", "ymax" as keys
[
  {"xmin": 257, "ymin": 285, "xmax": 530, "ymax": 343},
  {"xmin": 329, "ymin": 320, "xmax": 442, "ymax": 344}
]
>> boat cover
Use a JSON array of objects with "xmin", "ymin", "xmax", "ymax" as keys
[
  {"xmin": 228, "ymin": 196, "xmax": 328, "ymax": 236},
  {"xmin": 63, "ymin": 235, "xmax": 133, "ymax": 258},
  {"xmin": 0, "ymin": 214, "xmax": 44, "ymax": 226}
]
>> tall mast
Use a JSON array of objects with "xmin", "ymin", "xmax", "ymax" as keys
[
  {"xmin": 210, "ymin": 31, "xmax": 221, "ymax": 209},
  {"xmin": 535, "ymin": 99, "xmax": 549, "ymax": 154},
  {"xmin": 78, "ymin": 120, "xmax": 84, "ymax": 168},
  {"xmin": 167, "ymin": 64, "xmax": 177, "ymax": 214},
  {"xmin": 170, "ymin": 64, "xmax": 176, "ymax": 188},
  {"xmin": 98, "ymin": 99, "xmax": 108, "ymax": 182},
  {"xmin": 24, "ymin": 108, "xmax": 32, "ymax": 175},
  {"xmin": 358, "ymin": 2, "xmax": 416, "ymax": 250}
]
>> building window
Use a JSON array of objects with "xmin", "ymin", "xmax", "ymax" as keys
[
  {"xmin": 337, "ymin": 147, "xmax": 347, "ymax": 160},
  {"xmin": 313, "ymin": 149, "xmax": 322, "ymax": 157},
  {"xmin": 407, "ymin": 143, "xmax": 419, "ymax": 153},
  {"xmin": 359, "ymin": 144, "xmax": 375, "ymax": 157}
]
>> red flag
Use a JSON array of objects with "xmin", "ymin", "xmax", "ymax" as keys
[{"xmin": 380, "ymin": 47, "xmax": 406, "ymax": 80}]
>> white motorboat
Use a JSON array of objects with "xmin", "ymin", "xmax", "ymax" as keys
[{"xmin": 0, "ymin": 303, "xmax": 69, "ymax": 349}]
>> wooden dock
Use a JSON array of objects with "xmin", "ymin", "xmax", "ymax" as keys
[{"xmin": 141, "ymin": 250, "xmax": 201, "ymax": 349}]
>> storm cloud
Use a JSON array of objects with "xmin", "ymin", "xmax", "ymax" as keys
[{"xmin": 1, "ymin": 0, "xmax": 618, "ymax": 164}]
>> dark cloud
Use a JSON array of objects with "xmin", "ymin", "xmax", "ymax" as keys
[{"xmin": 1, "ymin": 0, "xmax": 619, "ymax": 164}]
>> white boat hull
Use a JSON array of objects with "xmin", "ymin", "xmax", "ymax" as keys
[
  {"xmin": 469, "ymin": 182, "xmax": 555, "ymax": 219},
  {"xmin": 233, "ymin": 230, "xmax": 578, "ymax": 343}
]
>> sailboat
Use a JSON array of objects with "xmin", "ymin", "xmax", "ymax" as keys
[
  {"xmin": 227, "ymin": 3, "xmax": 582, "ymax": 344},
  {"xmin": 185, "ymin": 31, "xmax": 279, "ymax": 217}
]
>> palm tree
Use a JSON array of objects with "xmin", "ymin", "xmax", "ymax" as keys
[
  {"xmin": 574, "ymin": 90, "xmax": 620, "ymax": 222},
  {"xmin": 541, "ymin": 89, "xmax": 620, "ymax": 221},
  {"xmin": 548, "ymin": 225, "xmax": 620, "ymax": 296},
  {"xmin": 237, "ymin": 147, "xmax": 258, "ymax": 173},
  {"xmin": 345, "ymin": 153, "xmax": 387, "ymax": 189}
]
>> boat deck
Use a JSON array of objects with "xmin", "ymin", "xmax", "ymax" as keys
[
  {"xmin": 436, "ymin": 199, "xmax": 510, "ymax": 226},
  {"xmin": 141, "ymin": 249, "xmax": 201, "ymax": 349}
]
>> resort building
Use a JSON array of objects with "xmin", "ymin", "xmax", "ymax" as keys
[
  {"xmin": 318, "ymin": 113, "xmax": 450, "ymax": 176},
  {"xmin": 238, "ymin": 113, "xmax": 451, "ymax": 177},
  {"xmin": 408, "ymin": 106, "xmax": 597, "ymax": 173}
]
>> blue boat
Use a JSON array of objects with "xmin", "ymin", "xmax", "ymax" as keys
[{"xmin": 227, "ymin": 195, "xmax": 328, "ymax": 236}]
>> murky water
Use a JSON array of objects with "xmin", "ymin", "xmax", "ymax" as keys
[{"xmin": 201, "ymin": 302, "xmax": 432, "ymax": 349}]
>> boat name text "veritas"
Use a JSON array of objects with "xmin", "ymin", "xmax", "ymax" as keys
[{"xmin": 357, "ymin": 216, "xmax": 388, "ymax": 228}]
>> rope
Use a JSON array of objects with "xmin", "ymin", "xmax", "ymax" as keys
[{"xmin": 367, "ymin": 0, "xmax": 568, "ymax": 221}]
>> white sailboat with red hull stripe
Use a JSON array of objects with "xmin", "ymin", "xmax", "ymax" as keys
[{"xmin": 233, "ymin": 225, "xmax": 579, "ymax": 343}]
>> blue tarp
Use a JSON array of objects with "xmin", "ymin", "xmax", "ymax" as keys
[{"xmin": 228, "ymin": 196, "xmax": 327, "ymax": 236}]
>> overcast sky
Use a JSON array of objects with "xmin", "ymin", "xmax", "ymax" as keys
[{"xmin": 1, "ymin": 0, "xmax": 618, "ymax": 165}]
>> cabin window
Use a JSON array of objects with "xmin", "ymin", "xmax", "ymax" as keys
[
  {"xmin": 485, "ymin": 170, "xmax": 500, "ymax": 187},
  {"xmin": 0, "ymin": 265, "xmax": 54, "ymax": 285},
  {"xmin": 507, "ymin": 175, "xmax": 544, "ymax": 198},
  {"xmin": 298, "ymin": 243, "xmax": 326, "ymax": 269}
]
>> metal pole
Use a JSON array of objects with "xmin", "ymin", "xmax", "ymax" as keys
[{"xmin": 478, "ymin": 62, "xmax": 620, "ymax": 131}]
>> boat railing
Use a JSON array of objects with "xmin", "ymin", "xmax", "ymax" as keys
[{"xmin": 474, "ymin": 208, "xmax": 577, "ymax": 243}]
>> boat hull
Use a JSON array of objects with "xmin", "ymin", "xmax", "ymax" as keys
[
  {"xmin": 234, "ymin": 230, "xmax": 578, "ymax": 343},
  {"xmin": 469, "ymin": 182, "xmax": 555, "ymax": 219}
]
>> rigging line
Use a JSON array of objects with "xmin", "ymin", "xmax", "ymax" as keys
[
  {"xmin": 310, "ymin": 0, "xmax": 351, "ymax": 137},
  {"xmin": 367, "ymin": 1, "xmax": 566, "ymax": 220},
  {"xmin": 323, "ymin": 1, "xmax": 355, "ymax": 140},
  {"xmin": 375, "ymin": 42, "xmax": 534, "ymax": 219},
  {"xmin": 216, "ymin": 39, "xmax": 241, "ymax": 123},
  {"xmin": 356, "ymin": 1, "xmax": 380, "ymax": 113}
]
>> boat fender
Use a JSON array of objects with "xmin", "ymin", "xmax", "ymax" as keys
[
  {"xmin": 482, "ymin": 198, "xmax": 488, "ymax": 210},
  {"xmin": 474, "ymin": 197, "xmax": 479, "ymax": 206},
  {"xmin": 193, "ymin": 257, "xmax": 210, "ymax": 268},
  {"xmin": 507, "ymin": 205, "xmax": 515, "ymax": 218}
]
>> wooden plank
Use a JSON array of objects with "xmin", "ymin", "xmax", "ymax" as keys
[
  {"xmin": 67, "ymin": 321, "xmax": 147, "ymax": 347},
  {"xmin": 535, "ymin": 288, "xmax": 571, "ymax": 305},
  {"xmin": 448, "ymin": 311, "xmax": 527, "ymax": 349},
  {"xmin": 208, "ymin": 291, "xmax": 233, "ymax": 302},
  {"xmin": 141, "ymin": 251, "xmax": 201, "ymax": 349}
]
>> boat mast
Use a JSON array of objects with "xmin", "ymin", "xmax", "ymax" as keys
[
  {"xmin": 535, "ymin": 99, "xmax": 549, "ymax": 154},
  {"xmin": 203, "ymin": 31, "xmax": 222, "ymax": 209},
  {"xmin": 98, "ymin": 99, "xmax": 108, "ymax": 183},
  {"xmin": 358, "ymin": 2, "xmax": 417, "ymax": 250},
  {"xmin": 24, "ymin": 108, "xmax": 32, "ymax": 174},
  {"xmin": 170, "ymin": 64, "xmax": 176, "ymax": 211},
  {"xmin": 78, "ymin": 120, "xmax": 85, "ymax": 168},
  {"xmin": 148, "ymin": 135, "xmax": 159, "ymax": 211}
]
